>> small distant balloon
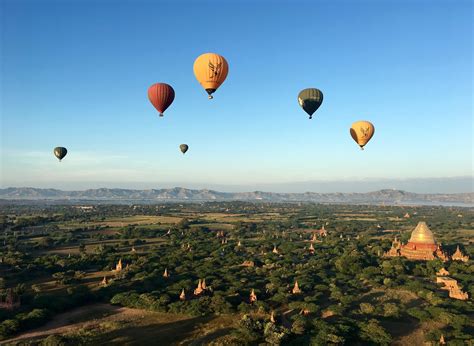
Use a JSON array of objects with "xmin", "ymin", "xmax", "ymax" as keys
[
  {"xmin": 148, "ymin": 83, "xmax": 175, "ymax": 117},
  {"xmin": 298, "ymin": 88, "xmax": 323, "ymax": 119},
  {"xmin": 350, "ymin": 121, "xmax": 375, "ymax": 150},
  {"xmin": 193, "ymin": 53, "xmax": 229, "ymax": 99},
  {"xmin": 180, "ymin": 144, "xmax": 189, "ymax": 154},
  {"xmin": 54, "ymin": 147, "xmax": 67, "ymax": 161}
]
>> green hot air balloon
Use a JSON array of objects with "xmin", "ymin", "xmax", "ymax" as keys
[
  {"xmin": 54, "ymin": 147, "xmax": 67, "ymax": 161},
  {"xmin": 298, "ymin": 88, "xmax": 323, "ymax": 119},
  {"xmin": 179, "ymin": 144, "xmax": 189, "ymax": 154}
]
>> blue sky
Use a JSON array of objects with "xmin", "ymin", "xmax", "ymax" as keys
[{"xmin": 1, "ymin": 0, "xmax": 472, "ymax": 192}]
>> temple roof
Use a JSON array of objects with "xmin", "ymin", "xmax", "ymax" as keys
[{"xmin": 408, "ymin": 222, "xmax": 436, "ymax": 245}]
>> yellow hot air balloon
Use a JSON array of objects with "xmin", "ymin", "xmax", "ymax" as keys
[
  {"xmin": 350, "ymin": 121, "xmax": 375, "ymax": 150},
  {"xmin": 193, "ymin": 53, "xmax": 228, "ymax": 99}
]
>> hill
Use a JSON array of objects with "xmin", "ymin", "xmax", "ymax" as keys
[{"xmin": 0, "ymin": 187, "xmax": 472, "ymax": 206}]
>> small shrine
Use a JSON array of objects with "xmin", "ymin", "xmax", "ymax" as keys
[
  {"xmin": 241, "ymin": 260, "xmax": 255, "ymax": 267},
  {"xmin": 292, "ymin": 280, "xmax": 302, "ymax": 294},
  {"xmin": 114, "ymin": 259, "xmax": 123, "ymax": 272},
  {"xmin": 249, "ymin": 289, "xmax": 257, "ymax": 303},
  {"xmin": 451, "ymin": 246, "xmax": 469, "ymax": 262},
  {"xmin": 436, "ymin": 268, "xmax": 449, "ymax": 276},
  {"xmin": 436, "ymin": 276, "xmax": 469, "ymax": 300}
]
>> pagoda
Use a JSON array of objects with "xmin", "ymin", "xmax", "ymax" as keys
[
  {"xmin": 179, "ymin": 288, "xmax": 186, "ymax": 301},
  {"xmin": 384, "ymin": 222, "xmax": 448, "ymax": 261},
  {"xmin": 114, "ymin": 259, "xmax": 123, "ymax": 272},
  {"xmin": 193, "ymin": 279, "xmax": 209, "ymax": 296},
  {"xmin": 194, "ymin": 279, "xmax": 204, "ymax": 295},
  {"xmin": 163, "ymin": 268, "xmax": 170, "ymax": 278},
  {"xmin": 383, "ymin": 237, "xmax": 401, "ymax": 257},
  {"xmin": 308, "ymin": 243, "xmax": 315, "ymax": 254},
  {"xmin": 436, "ymin": 276, "xmax": 469, "ymax": 300},
  {"xmin": 270, "ymin": 311, "xmax": 276, "ymax": 323},
  {"xmin": 315, "ymin": 225, "xmax": 327, "ymax": 237},
  {"xmin": 292, "ymin": 280, "xmax": 302, "ymax": 294},
  {"xmin": 249, "ymin": 289, "xmax": 257, "ymax": 303},
  {"xmin": 436, "ymin": 268, "xmax": 449, "ymax": 276},
  {"xmin": 451, "ymin": 246, "xmax": 469, "ymax": 262},
  {"xmin": 100, "ymin": 276, "xmax": 108, "ymax": 287},
  {"xmin": 272, "ymin": 245, "xmax": 279, "ymax": 254}
]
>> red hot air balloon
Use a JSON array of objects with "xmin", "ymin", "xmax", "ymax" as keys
[{"xmin": 148, "ymin": 83, "xmax": 175, "ymax": 117}]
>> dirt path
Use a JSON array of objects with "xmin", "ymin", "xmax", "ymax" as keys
[
  {"xmin": 2, "ymin": 304, "xmax": 237, "ymax": 346},
  {"xmin": 1, "ymin": 304, "xmax": 145, "ymax": 345}
]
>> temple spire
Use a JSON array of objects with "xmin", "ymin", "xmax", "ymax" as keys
[
  {"xmin": 194, "ymin": 279, "xmax": 204, "ymax": 295},
  {"xmin": 250, "ymin": 289, "xmax": 257, "ymax": 303},
  {"xmin": 292, "ymin": 280, "xmax": 302, "ymax": 294},
  {"xmin": 180, "ymin": 288, "xmax": 186, "ymax": 301},
  {"xmin": 163, "ymin": 268, "xmax": 169, "ymax": 278}
]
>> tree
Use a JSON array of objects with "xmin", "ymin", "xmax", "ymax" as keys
[{"xmin": 358, "ymin": 319, "xmax": 392, "ymax": 345}]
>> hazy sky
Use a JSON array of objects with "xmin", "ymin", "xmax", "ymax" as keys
[{"xmin": 1, "ymin": 0, "xmax": 472, "ymax": 192}]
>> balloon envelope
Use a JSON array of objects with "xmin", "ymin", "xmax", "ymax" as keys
[
  {"xmin": 148, "ymin": 83, "xmax": 175, "ymax": 116},
  {"xmin": 180, "ymin": 144, "xmax": 189, "ymax": 154},
  {"xmin": 193, "ymin": 53, "xmax": 228, "ymax": 99},
  {"xmin": 350, "ymin": 121, "xmax": 375, "ymax": 149},
  {"xmin": 54, "ymin": 147, "xmax": 67, "ymax": 161},
  {"xmin": 298, "ymin": 88, "xmax": 323, "ymax": 119}
]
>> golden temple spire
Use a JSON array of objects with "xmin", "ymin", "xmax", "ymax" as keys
[{"xmin": 408, "ymin": 222, "xmax": 436, "ymax": 244}]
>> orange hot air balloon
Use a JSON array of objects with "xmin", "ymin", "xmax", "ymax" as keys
[
  {"xmin": 193, "ymin": 53, "xmax": 228, "ymax": 99},
  {"xmin": 148, "ymin": 83, "xmax": 175, "ymax": 117},
  {"xmin": 350, "ymin": 121, "xmax": 375, "ymax": 150}
]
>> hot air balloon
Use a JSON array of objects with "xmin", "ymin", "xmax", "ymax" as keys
[
  {"xmin": 298, "ymin": 88, "xmax": 323, "ymax": 119},
  {"xmin": 193, "ymin": 53, "xmax": 228, "ymax": 99},
  {"xmin": 54, "ymin": 147, "xmax": 67, "ymax": 161},
  {"xmin": 148, "ymin": 83, "xmax": 175, "ymax": 117},
  {"xmin": 180, "ymin": 144, "xmax": 189, "ymax": 154},
  {"xmin": 350, "ymin": 121, "xmax": 375, "ymax": 150}
]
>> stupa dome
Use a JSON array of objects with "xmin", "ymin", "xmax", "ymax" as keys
[{"xmin": 408, "ymin": 222, "xmax": 436, "ymax": 244}]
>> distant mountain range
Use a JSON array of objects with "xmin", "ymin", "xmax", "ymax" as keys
[{"xmin": 0, "ymin": 187, "xmax": 472, "ymax": 206}]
